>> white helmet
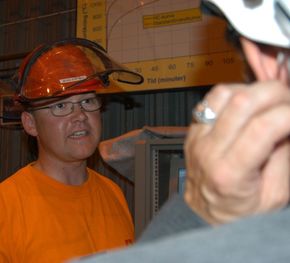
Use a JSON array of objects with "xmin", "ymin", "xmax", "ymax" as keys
[{"xmin": 202, "ymin": 0, "xmax": 290, "ymax": 48}]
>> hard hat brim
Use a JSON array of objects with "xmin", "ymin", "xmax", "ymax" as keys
[{"xmin": 17, "ymin": 38, "xmax": 144, "ymax": 102}]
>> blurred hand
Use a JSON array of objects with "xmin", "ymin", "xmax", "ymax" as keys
[{"xmin": 184, "ymin": 80, "xmax": 290, "ymax": 225}]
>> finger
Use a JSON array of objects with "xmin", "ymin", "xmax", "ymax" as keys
[
  {"xmin": 208, "ymin": 81, "xmax": 290, "ymax": 155},
  {"xmin": 191, "ymin": 84, "xmax": 233, "ymax": 136},
  {"xmin": 207, "ymin": 140, "xmax": 290, "ymax": 218},
  {"xmin": 227, "ymin": 104, "xmax": 290, "ymax": 178},
  {"xmin": 259, "ymin": 140, "xmax": 290, "ymax": 211}
]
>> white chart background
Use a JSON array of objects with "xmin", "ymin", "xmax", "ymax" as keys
[
  {"xmin": 106, "ymin": 0, "xmax": 232, "ymax": 63},
  {"xmin": 77, "ymin": 0, "xmax": 244, "ymax": 92}
]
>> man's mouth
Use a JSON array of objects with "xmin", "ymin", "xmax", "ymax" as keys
[{"xmin": 69, "ymin": 130, "xmax": 88, "ymax": 138}]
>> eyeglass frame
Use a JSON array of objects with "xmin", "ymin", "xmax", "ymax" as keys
[{"xmin": 28, "ymin": 95, "xmax": 102, "ymax": 117}]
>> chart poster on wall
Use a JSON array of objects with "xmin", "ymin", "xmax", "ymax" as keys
[{"xmin": 76, "ymin": 0, "xmax": 244, "ymax": 93}]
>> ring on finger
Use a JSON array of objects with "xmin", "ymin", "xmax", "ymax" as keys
[{"xmin": 192, "ymin": 100, "xmax": 217, "ymax": 124}]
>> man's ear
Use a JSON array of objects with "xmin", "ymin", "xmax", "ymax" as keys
[
  {"xmin": 21, "ymin": 111, "xmax": 38, "ymax": 136},
  {"xmin": 240, "ymin": 37, "xmax": 278, "ymax": 81}
]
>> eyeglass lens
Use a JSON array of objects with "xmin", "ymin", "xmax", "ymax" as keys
[{"xmin": 51, "ymin": 97, "xmax": 102, "ymax": 116}]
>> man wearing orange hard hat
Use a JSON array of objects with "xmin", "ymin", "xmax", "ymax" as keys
[{"xmin": 0, "ymin": 38, "xmax": 143, "ymax": 263}]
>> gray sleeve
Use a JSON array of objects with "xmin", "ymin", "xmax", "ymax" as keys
[
  {"xmin": 70, "ymin": 207, "xmax": 290, "ymax": 263},
  {"xmin": 138, "ymin": 194, "xmax": 208, "ymax": 243}
]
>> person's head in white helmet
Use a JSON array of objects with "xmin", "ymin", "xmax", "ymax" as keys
[{"xmin": 202, "ymin": 0, "xmax": 289, "ymax": 84}]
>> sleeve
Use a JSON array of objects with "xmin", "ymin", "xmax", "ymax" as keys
[
  {"xmin": 137, "ymin": 194, "xmax": 209, "ymax": 243},
  {"xmin": 69, "ymin": 206, "xmax": 290, "ymax": 263}
]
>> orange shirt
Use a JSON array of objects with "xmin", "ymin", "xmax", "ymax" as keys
[{"xmin": 0, "ymin": 164, "xmax": 134, "ymax": 263}]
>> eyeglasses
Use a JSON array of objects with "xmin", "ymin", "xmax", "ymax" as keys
[{"xmin": 30, "ymin": 96, "xmax": 102, "ymax": 117}]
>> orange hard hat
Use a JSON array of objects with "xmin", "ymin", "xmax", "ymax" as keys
[{"xmin": 16, "ymin": 38, "xmax": 144, "ymax": 103}]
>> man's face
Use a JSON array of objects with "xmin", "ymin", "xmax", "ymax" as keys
[{"xmin": 27, "ymin": 92, "xmax": 102, "ymax": 163}]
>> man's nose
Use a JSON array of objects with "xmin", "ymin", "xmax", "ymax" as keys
[{"xmin": 71, "ymin": 102, "xmax": 88, "ymax": 120}]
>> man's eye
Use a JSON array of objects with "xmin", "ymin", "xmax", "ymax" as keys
[
  {"xmin": 53, "ymin": 103, "xmax": 67, "ymax": 109},
  {"xmin": 82, "ymin": 98, "xmax": 95, "ymax": 105}
]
